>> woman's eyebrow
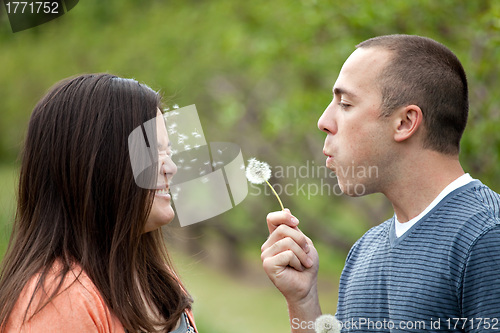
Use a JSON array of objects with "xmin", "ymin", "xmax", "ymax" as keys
[{"xmin": 158, "ymin": 142, "xmax": 172, "ymax": 150}]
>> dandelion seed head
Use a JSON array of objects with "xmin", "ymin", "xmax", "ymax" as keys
[
  {"xmin": 315, "ymin": 314, "xmax": 340, "ymax": 333},
  {"xmin": 245, "ymin": 158, "xmax": 272, "ymax": 184}
]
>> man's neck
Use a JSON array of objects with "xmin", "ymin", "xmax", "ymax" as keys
[{"xmin": 383, "ymin": 150, "xmax": 465, "ymax": 223}]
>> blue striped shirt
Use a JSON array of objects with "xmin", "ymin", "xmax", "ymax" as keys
[{"xmin": 336, "ymin": 180, "xmax": 500, "ymax": 332}]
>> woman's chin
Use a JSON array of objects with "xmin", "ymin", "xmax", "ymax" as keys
[{"xmin": 144, "ymin": 202, "xmax": 175, "ymax": 233}]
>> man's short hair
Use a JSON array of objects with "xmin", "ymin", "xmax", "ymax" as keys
[{"xmin": 357, "ymin": 35, "xmax": 468, "ymax": 155}]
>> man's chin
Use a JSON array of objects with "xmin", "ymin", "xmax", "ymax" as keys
[{"xmin": 338, "ymin": 179, "xmax": 369, "ymax": 197}]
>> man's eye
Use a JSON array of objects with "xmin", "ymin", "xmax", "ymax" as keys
[{"xmin": 338, "ymin": 102, "xmax": 351, "ymax": 110}]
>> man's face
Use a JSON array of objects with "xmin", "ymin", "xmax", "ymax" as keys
[{"xmin": 318, "ymin": 47, "xmax": 396, "ymax": 196}]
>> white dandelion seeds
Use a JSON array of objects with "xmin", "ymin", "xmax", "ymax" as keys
[
  {"xmin": 245, "ymin": 158, "xmax": 284, "ymax": 210},
  {"xmin": 178, "ymin": 133, "xmax": 188, "ymax": 144},
  {"xmin": 315, "ymin": 314, "xmax": 341, "ymax": 333},
  {"xmin": 245, "ymin": 158, "xmax": 271, "ymax": 184}
]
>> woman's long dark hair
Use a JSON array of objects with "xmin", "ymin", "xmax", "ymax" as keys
[{"xmin": 0, "ymin": 74, "xmax": 191, "ymax": 332}]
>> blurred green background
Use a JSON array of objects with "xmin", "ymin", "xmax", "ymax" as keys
[{"xmin": 1, "ymin": 1, "xmax": 500, "ymax": 332}]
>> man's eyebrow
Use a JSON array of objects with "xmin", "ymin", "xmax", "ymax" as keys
[{"xmin": 333, "ymin": 87, "xmax": 358, "ymax": 99}]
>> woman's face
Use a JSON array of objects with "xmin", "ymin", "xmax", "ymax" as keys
[{"xmin": 144, "ymin": 109, "xmax": 177, "ymax": 233}]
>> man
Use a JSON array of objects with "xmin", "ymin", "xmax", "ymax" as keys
[{"xmin": 261, "ymin": 35, "xmax": 500, "ymax": 332}]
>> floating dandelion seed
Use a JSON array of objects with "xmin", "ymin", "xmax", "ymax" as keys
[
  {"xmin": 178, "ymin": 133, "xmax": 188, "ymax": 144},
  {"xmin": 315, "ymin": 314, "xmax": 341, "ymax": 333},
  {"xmin": 245, "ymin": 158, "xmax": 284, "ymax": 211}
]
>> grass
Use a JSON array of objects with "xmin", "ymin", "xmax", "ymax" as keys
[{"xmin": 171, "ymin": 250, "xmax": 292, "ymax": 332}]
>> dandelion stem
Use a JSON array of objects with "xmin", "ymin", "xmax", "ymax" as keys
[{"xmin": 265, "ymin": 180, "xmax": 285, "ymax": 211}]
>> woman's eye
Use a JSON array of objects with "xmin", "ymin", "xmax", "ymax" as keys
[{"xmin": 159, "ymin": 150, "xmax": 173, "ymax": 158}]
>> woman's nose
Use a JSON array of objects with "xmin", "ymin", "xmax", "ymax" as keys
[{"xmin": 160, "ymin": 157, "xmax": 177, "ymax": 178}]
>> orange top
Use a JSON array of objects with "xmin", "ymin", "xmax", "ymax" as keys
[{"xmin": 5, "ymin": 262, "xmax": 197, "ymax": 333}]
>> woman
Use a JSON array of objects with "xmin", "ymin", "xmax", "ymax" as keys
[{"xmin": 0, "ymin": 74, "xmax": 197, "ymax": 332}]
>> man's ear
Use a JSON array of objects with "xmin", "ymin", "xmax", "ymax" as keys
[{"xmin": 393, "ymin": 105, "xmax": 423, "ymax": 142}]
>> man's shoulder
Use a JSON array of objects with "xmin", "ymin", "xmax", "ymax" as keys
[
  {"xmin": 465, "ymin": 181, "xmax": 500, "ymax": 216},
  {"xmin": 348, "ymin": 218, "xmax": 393, "ymax": 253},
  {"xmin": 441, "ymin": 180, "xmax": 500, "ymax": 231},
  {"xmin": 420, "ymin": 181, "xmax": 500, "ymax": 260}
]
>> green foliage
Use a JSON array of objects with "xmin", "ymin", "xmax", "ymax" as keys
[
  {"xmin": 1, "ymin": 1, "xmax": 500, "ymax": 331},
  {"xmin": 0, "ymin": 164, "xmax": 17, "ymax": 260}
]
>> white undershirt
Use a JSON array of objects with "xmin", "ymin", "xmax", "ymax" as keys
[{"xmin": 394, "ymin": 173, "xmax": 474, "ymax": 237}]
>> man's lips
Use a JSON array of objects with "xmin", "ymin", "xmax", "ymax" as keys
[{"xmin": 323, "ymin": 150, "xmax": 335, "ymax": 167}]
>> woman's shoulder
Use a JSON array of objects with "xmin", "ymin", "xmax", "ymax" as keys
[{"xmin": 6, "ymin": 260, "xmax": 125, "ymax": 333}]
